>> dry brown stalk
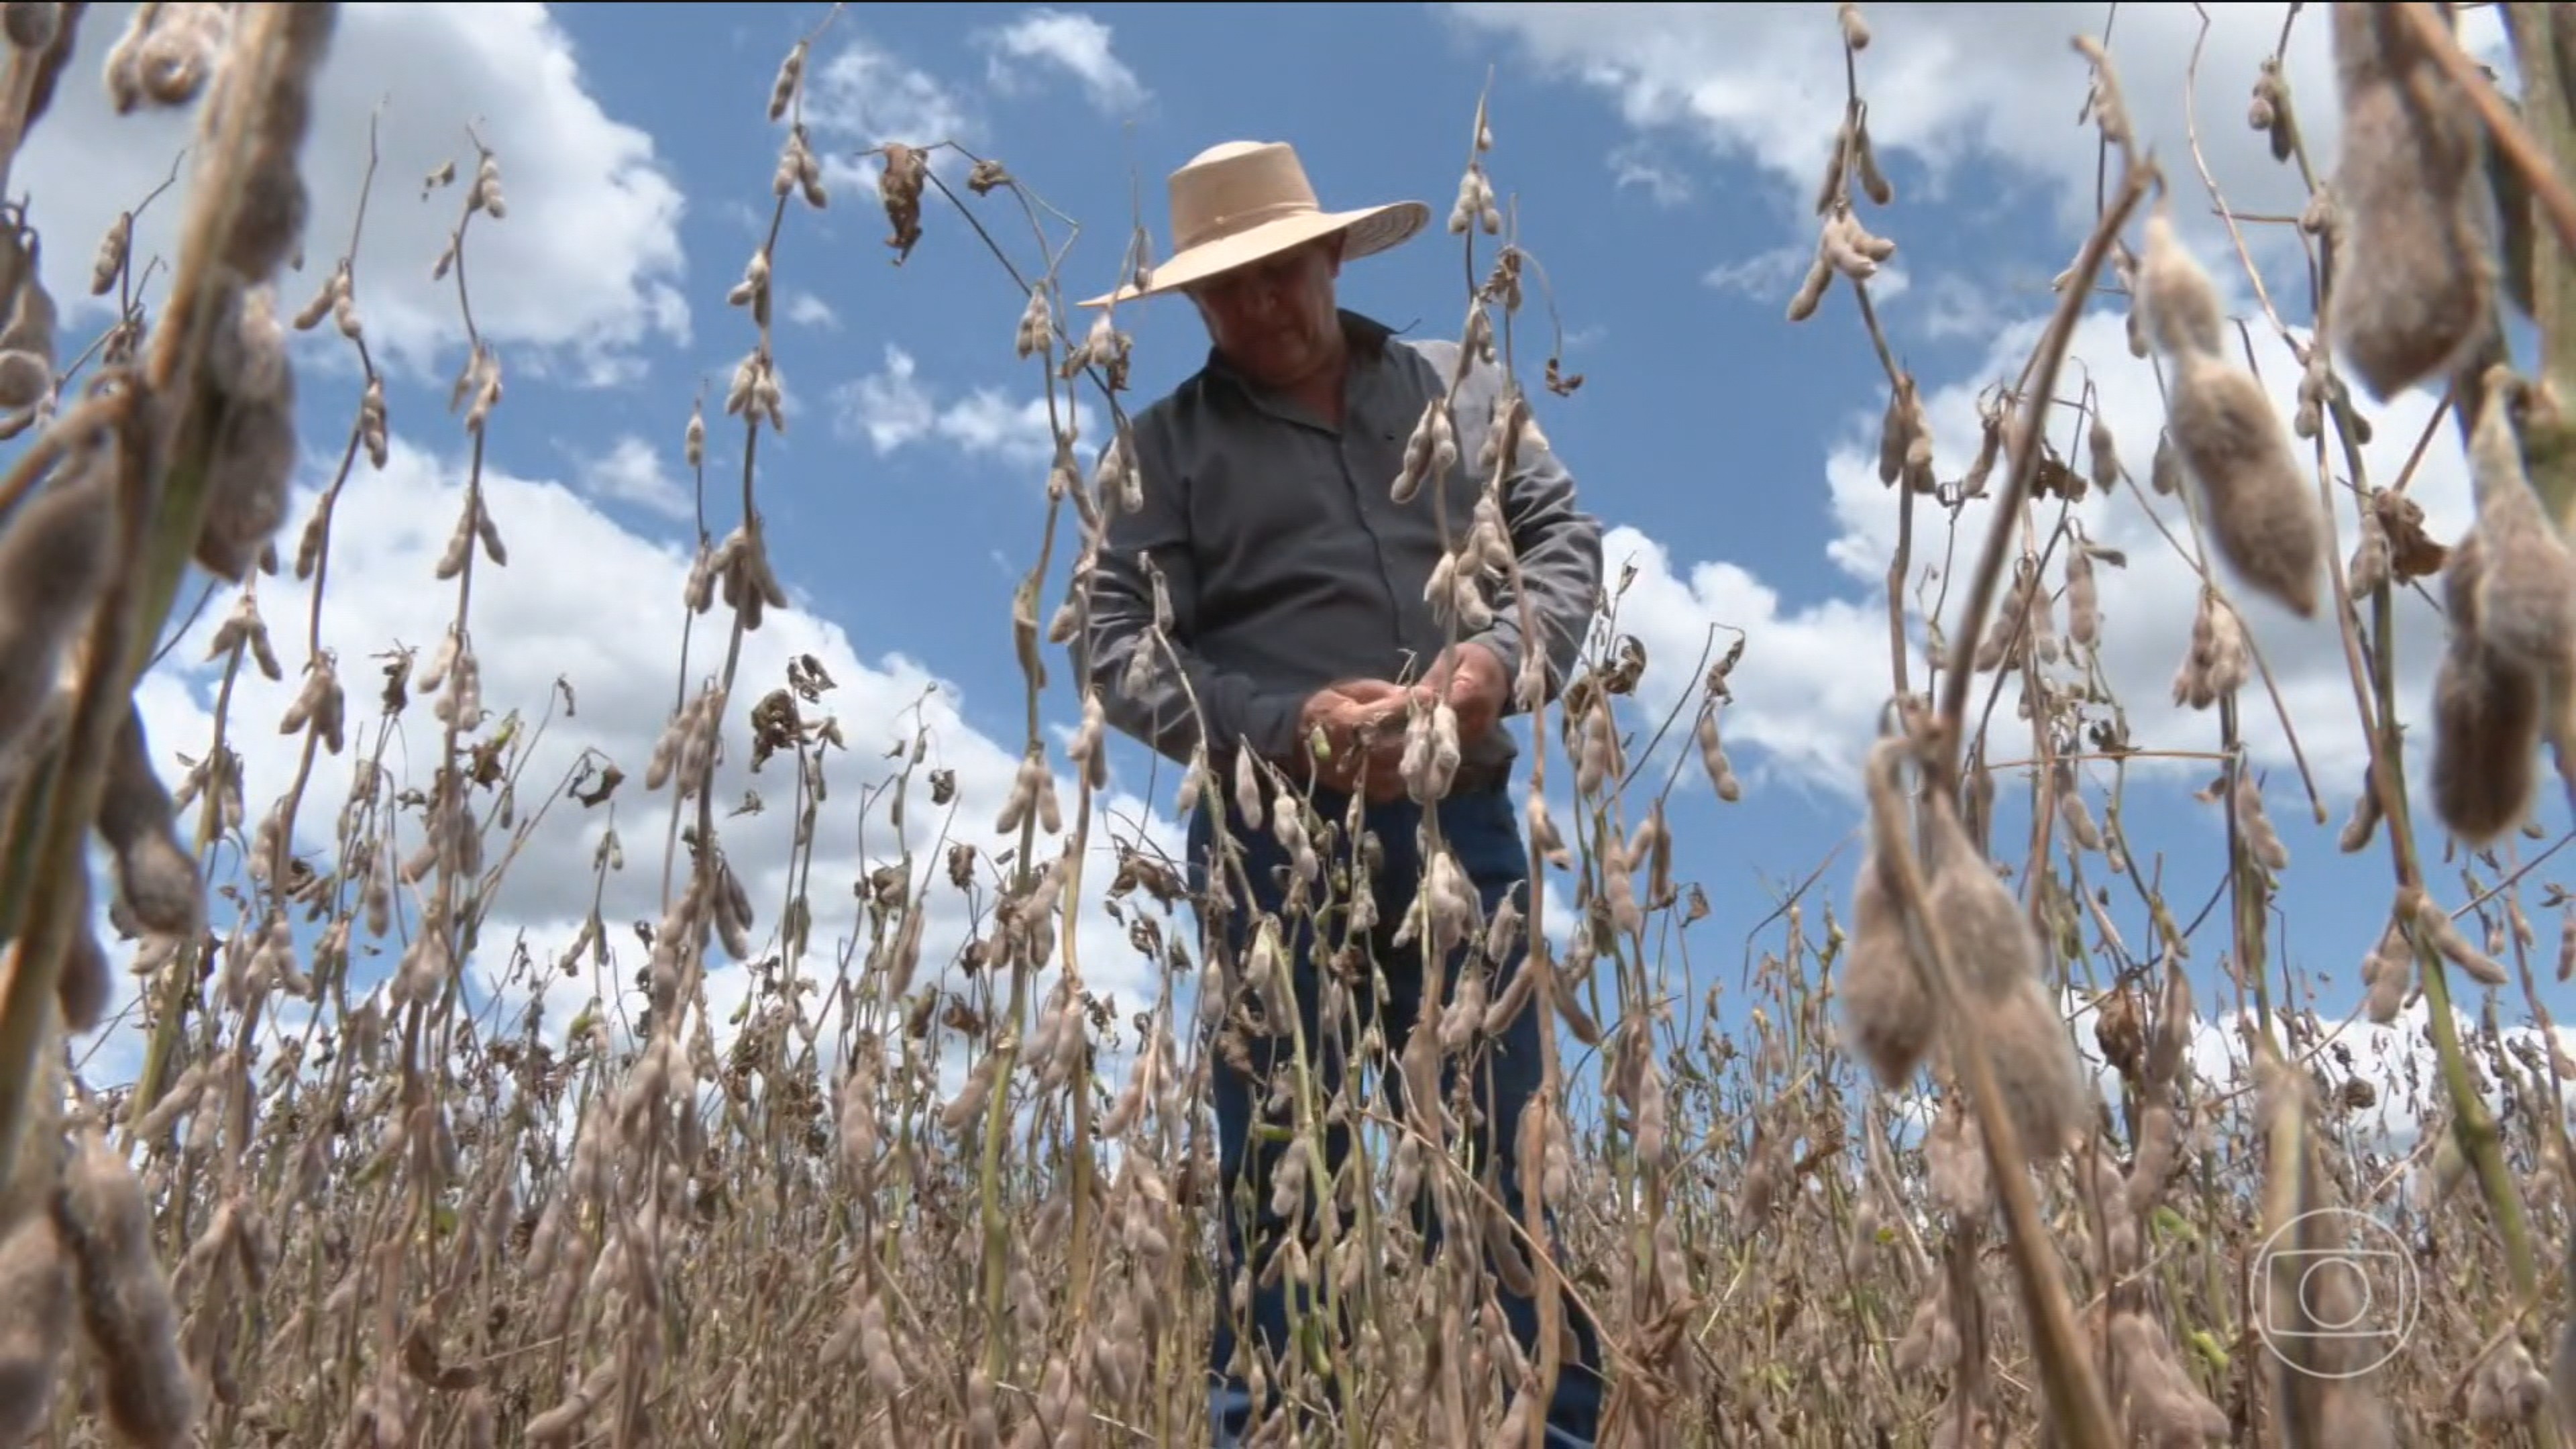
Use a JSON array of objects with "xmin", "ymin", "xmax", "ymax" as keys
[{"xmin": 0, "ymin": 4, "xmax": 2560, "ymax": 1448}]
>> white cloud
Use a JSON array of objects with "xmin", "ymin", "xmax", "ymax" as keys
[
  {"xmin": 829, "ymin": 343, "xmax": 1087, "ymax": 473},
  {"xmin": 115, "ymin": 435, "xmax": 1183, "ymax": 1089},
  {"xmin": 1609, "ymin": 248, "xmax": 2473, "ymax": 824},
  {"xmin": 1700, "ymin": 243, "xmax": 1805, "ymax": 299},
  {"xmin": 1865, "ymin": 977, "xmax": 2575, "ymax": 1196},
  {"xmin": 794, "ymin": 12, "xmax": 1146, "ymax": 215},
  {"xmin": 1609, "ymin": 138, "xmax": 1692, "ymax": 207},
  {"xmin": 1450, "ymin": 3, "xmax": 2504, "ymax": 237},
  {"xmin": 576, "ymin": 434, "xmax": 696, "ymax": 523},
  {"xmin": 802, "ymin": 33, "xmax": 981, "ymax": 199},
  {"xmin": 21, "ymin": 3, "xmax": 690, "ymax": 387},
  {"xmin": 2059, "ymin": 983, "xmax": 2576, "ymax": 1160},
  {"xmin": 1598, "ymin": 525, "xmax": 1897, "ymax": 802},
  {"xmin": 1446, "ymin": 0, "xmax": 2519, "ymax": 334},
  {"xmin": 1705, "ymin": 242, "xmax": 1909, "ymax": 306},
  {"xmin": 975, "ymin": 8, "xmax": 1148, "ymax": 117},
  {"xmin": 785, "ymin": 290, "xmax": 841, "ymax": 331},
  {"xmin": 1909, "ymin": 270, "xmax": 2017, "ymax": 343},
  {"xmin": 835, "ymin": 344, "xmax": 937, "ymax": 453}
]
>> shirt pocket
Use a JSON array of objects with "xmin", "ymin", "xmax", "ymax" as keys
[{"xmin": 1191, "ymin": 436, "xmax": 1352, "ymax": 576}]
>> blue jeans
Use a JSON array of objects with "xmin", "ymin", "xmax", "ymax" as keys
[{"xmin": 1185, "ymin": 777, "xmax": 1606, "ymax": 1448}]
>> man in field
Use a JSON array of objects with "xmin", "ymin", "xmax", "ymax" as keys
[{"xmin": 1074, "ymin": 138, "xmax": 1608, "ymax": 1447}]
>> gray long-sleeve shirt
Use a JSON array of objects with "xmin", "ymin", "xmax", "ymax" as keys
[{"xmin": 1075, "ymin": 308, "xmax": 1604, "ymax": 784}]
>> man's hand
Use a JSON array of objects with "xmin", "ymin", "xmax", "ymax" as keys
[
  {"xmin": 1421, "ymin": 640, "xmax": 1511, "ymax": 745},
  {"xmin": 1298, "ymin": 680, "xmax": 1411, "ymax": 799}
]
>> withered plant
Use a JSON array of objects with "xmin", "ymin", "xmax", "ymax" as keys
[{"xmin": 0, "ymin": 4, "xmax": 2574, "ymax": 1448}]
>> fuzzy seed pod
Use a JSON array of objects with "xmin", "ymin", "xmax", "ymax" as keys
[
  {"xmin": 53, "ymin": 1130, "xmax": 198, "ymax": 1446},
  {"xmin": 1984, "ymin": 976, "xmax": 2088, "ymax": 1163},
  {"xmin": 767, "ymin": 42, "xmax": 804, "ymax": 120},
  {"xmin": 2170, "ymin": 586, "xmax": 2251, "ymax": 710},
  {"xmin": 1853, "ymin": 120, "xmax": 1892, "ymax": 205},
  {"xmin": 2163, "ymin": 351, "xmax": 2325, "ymax": 617},
  {"xmin": 1525, "ymin": 789, "xmax": 1570, "ymax": 870},
  {"xmin": 1878, "ymin": 376, "xmax": 1921, "ymax": 486},
  {"xmin": 2339, "ymin": 773, "xmax": 2383, "ymax": 853},
  {"xmin": 0, "ymin": 463, "xmax": 115, "ymax": 757},
  {"xmin": 2137, "ymin": 211, "xmax": 2226, "ymax": 360},
  {"xmin": 2412, "ymin": 888, "xmax": 2510, "ymax": 987},
  {"xmin": 87, "ymin": 213, "xmax": 131, "ymax": 301},
  {"xmin": 290, "ymin": 266, "xmax": 336, "ymax": 332},
  {"xmin": 1921, "ymin": 788, "xmax": 2041, "ymax": 1002},
  {"xmin": 1695, "ymin": 708, "xmax": 1740, "ymax": 802},
  {"xmin": 1923, "ymin": 1105, "xmax": 1992, "ymax": 1221},
  {"xmin": 2326, "ymin": 3, "xmax": 2494, "ymax": 400},
  {"xmin": 0, "ymin": 0, "xmax": 52, "ymax": 50},
  {"xmin": 1400, "ymin": 699, "xmax": 1462, "ymax": 803},
  {"xmin": 1012, "ymin": 284, "xmax": 1049, "ymax": 360},
  {"xmin": 1786, "ymin": 250, "xmax": 1833, "ymax": 323},
  {"xmin": 195, "ymin": 379, "xmax": 297, "ymax": 584},
  {"xmin": 2358, "ymin": 919, "xmax": 2411, "ymax": 1023},
  {"xmin": 51, "ymin": 865, "xmax": 109, "ymax": 1034},
  {"xmin": 0, "ymin": 1207, "xmax": 67, "ymax": 1444},
  {"xmin": 2556, "ymin": 1226, "xmax": 2576, "ymax": 1426},
  {"xmin": 1392, "ymin": 398, "xmax": 1457, "ymax": 506},
  {"xmin": 2085, "ymin": 413, "xmax": 2120, "ymax": 493},
  {"xmin": 2150, "ymin": 427, "xmax": 2183, "ymax": 496},
  {"xmin": 2064, "ymin": 545, "xmax": 2099, "ymax": 648},
  {"xmin": 0, "ymin": 272, "xmax": 56, "ymax": 413},
  {"xmin": 1820, "ymin": 209, "xmax": 1896, "ymax": 280},
  {"xmin": 2233, "ymin": 770, "xmax": 2289, "ymax": 873},
  {"xmin": 2459, "ymin": 375, "xmax": 2576, "ymax": 685},
  {"xmin": 1446, "ymin": 162, "xmax": 1499, "ymax": 236},
  {"xmin": 468, "ymin": 152, "xmax": 506, "ymax": 220},
  {"xmin": 2431, "ymin": 543, "xmax": 2543, "ymax": 845},
  {"xmin": 1837, "ymin": 1, "xmax": 1870, "ymax": 49},
  {"xmin": 525, "ymin": 1361, "xmax": 614, "ymax": 1445},
  {"xmin": 2347, "ymin": 496, "xmax": 2390, "ymax": 596},
  {"xmin": 2055, "ymin": 761, "xmax": 2102, "ymax": 852},
  {"xmin": 1841, "ymin": 833, "xmax": 1932, "ymax": 1087},
  {"xmin": 1574, "ymin": 697, "xmax": 1620, "ymax": 799},
  {"xmin": 200, "ymin": 7, "xmax": 333, "ymax": 281},
  {"xmin": 104, "ymin": 2, "xmax": 221, "ymax": 114},
  {"xmin": 1816, "ymin": 130, "xmax": 1861, "ymax": 229},
  {"xmin": 2110, "ymin": 1310, "xmax": 2231, "ymax": 1442}
]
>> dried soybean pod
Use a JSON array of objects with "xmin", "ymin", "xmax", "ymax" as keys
[
  {"xmin": 1982, "ymin": 976, "xmax": 2088, "ymax": 1165},
  {"xmin": 50, "ymin": 865, "xmax": 108, "ymax": 1034},
  {"xmin": 0, "ymin": 462, "xmax": 114, "ymax": 759},
  {"xmin": 96, "ymin": 702, "xmax": 203, "ymax": 940},
  {"xmin": 1842, "ymin": 741, "xmax": 1933, "ymax": 1087},
  {"xmin": 2430, "ymin": 513, "xmax": 2547, "ymax": 845},
  {"xmin": 2165, "ymin": 351, "xmax": 2326, "ymax": 619},
  {"xmin": 0, "ymin": 1, "xmax": 56, "ymax": 52},
  {"xmin": 2137, "ymin": 211, "xmax": 2226, "ymax": 360},
  {"xmin": 2137, "ymin": 208, "xmax": 2326, "ymax": 616},
  {"xmin": 52, "ymin": 1130, "xmax": 199, "ymax": 1447},
  {"xmin": 2459, "ymin": 372, "xmax": 2576, "ymax": 686},
  {"xmin": 1921, "ymin": 786, "xmax": 2042, "ymax": 1003},
  {"xmin": 2326, "ymin": 1, "xmax": 2494, "ymax": 401},
  {"xmin": 0, "ymin": 1209, "xmax": 69, "ymax": 1446}
]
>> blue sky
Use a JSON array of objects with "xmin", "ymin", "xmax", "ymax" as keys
[{"xmin": 25, "ymin": 1, "xmax": 2572, "ymax": 1130}]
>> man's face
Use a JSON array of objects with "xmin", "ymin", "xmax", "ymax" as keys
[{"xmin": 1187, "ymin": 237, "xmax": 1342, "ymax": 388}]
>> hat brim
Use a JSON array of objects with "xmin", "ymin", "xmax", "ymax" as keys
[{"xmin": 1077, "ymin": 199, "xmax": 1430, "ymax": 310}]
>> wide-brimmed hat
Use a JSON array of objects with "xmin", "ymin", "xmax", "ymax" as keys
[{"xmin": 1077, "ymin": 140, "xmax": 1429, "ymax": 309}]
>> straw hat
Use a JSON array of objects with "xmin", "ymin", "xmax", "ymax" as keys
[{"xmin": 1078, "ymin": 140, "xmax": 1428, "ymax": 309}]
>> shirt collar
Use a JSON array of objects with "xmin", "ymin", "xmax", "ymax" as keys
[{"xmin": 1200, "ymin": 307, "xmax": 1397, "ymax": 390}]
